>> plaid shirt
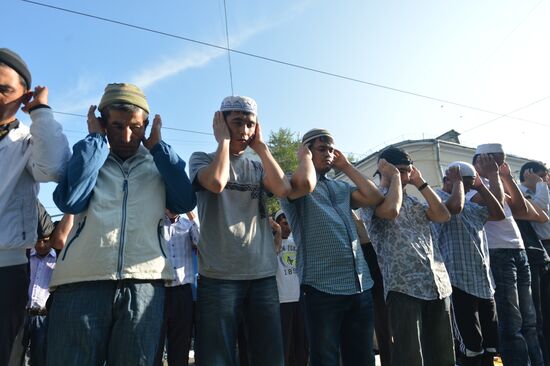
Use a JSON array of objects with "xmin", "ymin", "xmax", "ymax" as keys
[
  {"xmin": 281, "ymin": 175, "xmax": 373, "ymax": 295},
  {"xmin": 434, "ymin": 190, "xmax": 495, "ymax": 299}
]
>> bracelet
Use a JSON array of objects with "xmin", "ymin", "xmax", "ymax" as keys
[{"xmin": 417, "ymin": 182, "xmax": 429, "ymax": 191}]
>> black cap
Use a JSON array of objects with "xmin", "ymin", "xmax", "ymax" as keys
[{"xmin": 0, "ymin": 48, "xmax": 31, "ymax": 88}]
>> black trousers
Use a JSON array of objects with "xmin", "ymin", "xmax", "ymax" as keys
[
  {"xmin": 280, "ymin": 300, "xmax": 308, "ymax": 366},
  {"xmin": 155, "ymin": 284, "xmax": 194, "ymax": 366},
  {"xmin": 0, "ymin": 263, "xmax": 29, "ymax": 365}
]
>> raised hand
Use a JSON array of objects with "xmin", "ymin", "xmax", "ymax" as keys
[
  {"xmin": 499, "ymin": 162, "xmax": 513, "ymax": 178},
  {"xmin": 21, "ymin": 85, "xmax": 48, "ymax": 113},
  {"xmin": 378, "ymin": 158, "xmax": 399, "ymax": 179},
  {"xmin": 143, "ymin": 114, "xmax": 162, "ymax": 150},
  {"xmin": 332, "ymin": 149, "xmax": 352, "ymax": 170},
  {"xmin": 87, "ymin": 105, "xmax": 105, "ymax": 135},
  {"xmin": 476, "ymin": 154, "xmax": 499, "ymax": 177},
  {"xmin": 524, "ymin": 168, "xmax": 543, "ymax": 186},
  {"xmin": 212, "ymin": 111, "xmax": 231, "ymax": 144},
  {"xmin": 410, "ymin": 166, "xmax": 425, "ymax": 187},
  {"xmin": 297, "ymin": 143, "xmax": 312, "ymax": 162},
  {"xmin": 248, "ymin": 120, "xmax": 265, "ymax": 152},
  {"xmin": 446, "ymin": 166, "xmax": 462, "ymax": 183}
]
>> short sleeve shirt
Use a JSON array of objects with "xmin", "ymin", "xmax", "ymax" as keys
[
  {"xmin": 189, "ymin": 151, "xmax": 277, "ymax": 280},
  {"xmin": 362, "ymin": 189, "xmax": 452, "ymax": 300},
  {"xmin": 434, "ymin": 190, "xmax": 494, "ymax": 299},
  {"xmin": 281, "ymin": 175, "xmax": 373, "ymax": 295}
]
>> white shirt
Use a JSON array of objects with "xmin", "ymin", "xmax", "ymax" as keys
[
  {"xmin": 275, "ymin": 235, "xmax": 301, "ymax": 303},
  {"xmin": 163, "ymin": 216, "xmax": 199, "ymax": 287},
  {"xmin": 28, "ymin": 248, "xmax": 56, "ymax": 309}
]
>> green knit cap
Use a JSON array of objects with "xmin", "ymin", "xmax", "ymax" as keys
[{"xmin": 98, "ymin": 83, "xmax": 149, "ymax": 114}]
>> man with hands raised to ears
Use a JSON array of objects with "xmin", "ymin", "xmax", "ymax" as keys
[
  {"xmin": 435, "ymin": 158, "xmax": 505, "ymax": 366},
  {"xmin": 0, "ymin": 48, "xmax": 70, "ymax": 364},
  {"xmin": 362, "ymin": 147, "xmax": 455, "ymax": 366},
  {"xmin": 190, "ymin": 96, "xmax": 290, "ymax": 366},
  {"xmin": 48, "ymin": 83, "xmax": 196, "ymax": 366},
  {"xmin": 280, "ymin": 128, "xmax": 383, "ymax": 366}
]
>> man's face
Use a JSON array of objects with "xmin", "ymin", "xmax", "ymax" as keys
[
  {"xmin": 225, "ymin": 111, "xmax": 257, "ymax": 153},
  {"xmin": 105, "ymin": 109, "xmax": 147, "ymax": 160},
  {"xmin": 395, "ymin": 164, "xmax": 412, "ymax": 188},
  {"xmin": 278, "ymin": 217, "xmax": 291, "ymax": 239},
  {"xmin": 0, "ymin": 65, "xmax": 27, "ymax": 125},
  {"xmin": 310, "ymin": 138, "xmax": 335, "ymax": 174},
  {"xmin": 462, "ymin": 176, "xmax": 475, "ymax": 191},
  {"xmin": 35, "ymin": 237, "xmax": 51, "ymax": 257}
]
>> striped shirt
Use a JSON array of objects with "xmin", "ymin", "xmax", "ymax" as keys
[
  {"xmin": 434, "ymin": 190, "xmax": 495, "ymax": 299},
  {"xmin": 280, "ymin": 175, "xmax": 373, "ymax": 295}
]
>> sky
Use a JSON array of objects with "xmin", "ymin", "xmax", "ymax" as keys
[{"xmin": 4, "ymin": 0, "xmax": 550, "ymax": 216}]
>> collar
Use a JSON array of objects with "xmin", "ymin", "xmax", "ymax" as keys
[
  {"xmin": 0, "ymin": 119, "xmax": 20, "ymax": 141},
  {"xmin": 30, "ymin": 248, "xmax": 57, "ymax": 260}
]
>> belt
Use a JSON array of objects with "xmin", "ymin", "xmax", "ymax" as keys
[{"xmin": 27, "ymin": 307, "xmax": 47, "ymax": 316}]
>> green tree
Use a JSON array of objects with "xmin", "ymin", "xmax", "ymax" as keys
[{"xmin": 265, "ymin": 128, "xmax": 301, "ymax": 215}]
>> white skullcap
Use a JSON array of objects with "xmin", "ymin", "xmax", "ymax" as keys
[
  {"xmin": 475, "ymin": 143, "xmax": 504, "ymax": 155},
  {"xmin": 448, "ymin": 161, "xmax": 476, "ymax": 177},
  {"xmin": 220, "ymin": 96, "xmax": 257, "ymax": 115},
  {"xmin": 274, "ymin": 210, "xmax": 285, "ymax": 222}
]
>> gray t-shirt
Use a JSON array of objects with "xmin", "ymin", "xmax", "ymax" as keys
[{"xmin": 189, "ymin": 151, "xmax": 277, "ymax": 280}]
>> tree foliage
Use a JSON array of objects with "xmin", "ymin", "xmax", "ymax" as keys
[{"xmin": 265, "ymin": 128, "xmax": 301, "ymax": 215}]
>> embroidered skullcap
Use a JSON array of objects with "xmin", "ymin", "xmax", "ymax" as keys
[
  {"xmin": 220, "ymin": 96, "xmax": 257, "ymax": 115},
  {"xmin": 0, "ymin": 48, "xmax": 31, "ymax": 88},
  {"xmin": 274, "ymin": 210, "xmax": 285, "ymax": 222},
  {"xmin": 98, "ymin": 83, "xmax": 150, "ymax": 114},
  {"xmin": 302, "ymin": 128, "xmax": 333, "ymax": 145},
  {"xmin": 475, "ymin": 143, "xmax": 504, "ymax": 155},
  {"xmin": 448, "ymin": 161, "xmax": 476, "ymax": 177}
]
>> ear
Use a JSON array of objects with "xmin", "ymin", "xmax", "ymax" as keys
[
  {"xmin": 22, "ymin": 91, "xmax": 32, "ymax": 104},
  {"xmin": 98, "ymin": 116, "xmax": 107, "ymax": 128}
]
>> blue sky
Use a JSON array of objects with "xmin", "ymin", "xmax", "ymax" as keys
[{"xmin": 5, "ymin": 0, "xmax": 550, "ymax": 216}]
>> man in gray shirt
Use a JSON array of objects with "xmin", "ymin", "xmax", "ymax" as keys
[{"xmin": 189, "ymin": 96, "xmax": 290, "ymax": 366}]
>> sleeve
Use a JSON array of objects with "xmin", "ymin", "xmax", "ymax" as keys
[
  {"xmin": 27, "ymin": 107, "xmax": 71, "ymax": 183},
  {"xmin": 189, "ymin": 221, "xmax": 200, "ymax": 246},
  {"xmin": 532, "ymin": 182, "xmax": 550, "ymax": 213},
  {"xmin": 150, "ymin": 141, "xmax": 197, "ymax": 214},
  {"xmin": 189, "ymin": 151, "xmax": 213, "ymax": 192},
  {"xmin": 53, "ymin": 133, "xmax": 109, "ymax": 214}
]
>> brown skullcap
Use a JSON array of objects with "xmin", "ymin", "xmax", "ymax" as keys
[
  {"xmin": 98, "ymin": 83, "xmax": 149, "ymax": 114},
  {"xmin": 302, "ymin": 128, "xmax": 333, "ymax": 144}
]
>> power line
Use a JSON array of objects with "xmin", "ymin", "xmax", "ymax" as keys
[
  {"xmin": 222, "ymin": 0, "xmax": 234, "ymax": 95},
  {"xmin": 52, "ymin": 110, "xmax": 213, "ymax": 135},
  {"xmin": 20, "ymin": 0, "xmax": 550, "ymax": 127}
]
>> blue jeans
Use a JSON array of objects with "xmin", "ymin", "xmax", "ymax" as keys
[
  {"xmin": 21, "ymin": 314, "xmax": 48, "ymax": 366},
  {"xmin": 46, "ymin": 280, "xmax": 165, "ymax": 366},
  {"xmin": 302, "ymin": 285, "xmax": 375, "ymax": 366},
  {"xmin": 490, "ymin": 249, "xmax": 544, "ymax": 366},
  {"xmin": 196, "ymin": 276, "xmax": 284, "ymax": 366}
]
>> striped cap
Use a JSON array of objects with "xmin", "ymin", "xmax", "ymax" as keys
[
  {"xmin": 98, "ymin": 83, "xmax": 150, "ymax": 114},
  {"xmin": 302, "ymin": 128, "xmax": 333, "ymax": 144},
  {"xmin": 220, "ymin": 96, "xmax": 257, "ymax": 115}
]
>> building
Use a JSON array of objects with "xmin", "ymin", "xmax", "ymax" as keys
[{"xmin": 335, "ymin": 130, "xmax": 534, "ymax": 200}]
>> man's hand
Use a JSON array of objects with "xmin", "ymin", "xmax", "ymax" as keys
[
  {"xmin": 143, "ymin": 114, "xmax": 162, "ymax": 150},
  {"xmin": 499, "ymin": 162, "xmax": 513, "ymax": 179},
  {"xmin": 213, "ymin": 111, "xmax": 231, "ymax": 144},
  {"xmin": 473, "ymin": 174, "xmax": 484, "ymax": 190},
  {"xmin": 297, "ymin": 143, "xmax": 312, "ymax": 162},
  {"xmin": 332, "ymin": 149, "xmax": 352, "ymax": 171},
  {"xmin": 446, "ymin": 166, "xmax": 462, "ymax": 184},
  {"xmin": 248, "ymin": 121, "xmax": 266, "ymax": 153},
  {"xmin": 87, "ymin": 105, "xmax": 105, "ymax": 135},
  {"xmin": 378, "ymin": 158, "xmax": 399, "ymax": 179},
  {"xmin": 269, "ymin": 217, "xmax": 282, "ymax": 253},
  {"xmin": 410, "ymin": 166, "xmax": 425, "ymax": 188},
  {"xmin": 524, "ymin": 168, "xmax": 543, "ymax": 186},
  {"xmin": 476, "ymin": 154, "xmax": 499, "ymax": 177},
  {"xmin": 21, "ymin": 86, "xmax": 48, "ymax": 113}
]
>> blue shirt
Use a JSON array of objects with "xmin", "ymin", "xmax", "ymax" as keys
[
  {"xmin": 281, "ymin": 175, "xmax": 373, "ymax": 295},
  {"xmin": 434, "ymin": 190, "xmax": 495, "ymax": 299}
]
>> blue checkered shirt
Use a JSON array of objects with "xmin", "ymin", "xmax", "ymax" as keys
[
  {"xmin": 434, "ymin": 190, "xmax": 495, "ymax": 299},
  {"xmin": 280, "ymin": 175, "xmax": 373, "ymax": 295}
]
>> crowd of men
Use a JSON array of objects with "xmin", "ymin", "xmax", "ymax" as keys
[{"xmin": 2, "ymin": 46, "xmax": 550, "ymax": 366}]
